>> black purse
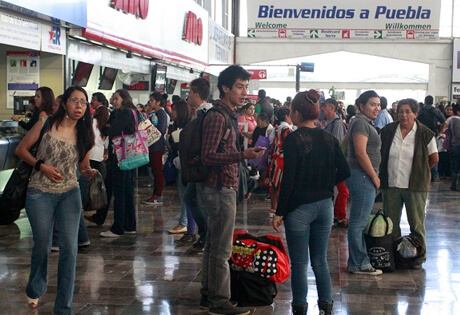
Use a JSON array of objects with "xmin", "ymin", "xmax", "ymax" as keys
[{"xmin": 0, "ymin": 119, "xmax": 51, "ymax": 225}]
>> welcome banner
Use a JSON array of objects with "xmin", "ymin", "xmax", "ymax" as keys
[{"xmin": 247, "ymin": 0, "xmax": 441, "ymax": 40}]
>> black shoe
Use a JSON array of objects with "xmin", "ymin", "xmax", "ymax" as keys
[
  {"xmin": 208, "ymin": 301, "xmax": 249, "ymax": 315},
  {"xmin": 174, "ymin": 234, "xmax": 197, "ymax": 246},
  {"xmin": 192, "ymin": 238, "xmax": 205, "ymax": 251}
]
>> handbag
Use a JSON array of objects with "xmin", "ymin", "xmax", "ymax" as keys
[
  {"xmin": 0, "ymin": 119, "xmax": 51, "ymax": 225},
  {"xmin": 139, "ymin": 117, "xmax": 161, "ymax": 147},
  {"xmin": 229, "ymin": 229, "xmax": 290, "ymax": 283},
  {"xmin": 83, "ymin": 170, "xmax": 107, "ymax": 211},
  {"xmin": 112, "ymin": 110, "xmax": 150, "ymax": 171},
  {"xmin": 364, "ymin": 209, "xmax": 395, "ymax": 272}
]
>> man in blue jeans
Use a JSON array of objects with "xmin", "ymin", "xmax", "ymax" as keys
[{"xmin": 200, "ymin": 65, "xmax": 264, "ymax": 315}]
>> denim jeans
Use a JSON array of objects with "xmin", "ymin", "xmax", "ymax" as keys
[
  {"xmin": 346, "ymin": 168, "xmax": 377, "ymax": 272},
  {"xmin": 184, "ymin": 182, "xmax": 207, "ymax": 241},
  {"xmin": 284, "ymin": 198, "xmax": 333, "ymax": 306},
  {"xmin": 177, "ymin": 170, "xmax": 197, "ymax": 233},
  {"xmin": 110, "ymin": 158, "xmax": 136, "ymax": 235},
  {"xmin": 26, "ymin": 187, "xmax": 81, "ymax": 315},
  {"xmin": 201, "ymin": 186, "xmax": 236, "ymax": 308}
]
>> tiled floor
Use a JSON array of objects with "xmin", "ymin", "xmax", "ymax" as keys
[{"xmin": 0, "ymin": 177, "xmax": 459, "ymax": 314}]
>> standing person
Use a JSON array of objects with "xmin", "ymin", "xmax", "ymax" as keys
[
  {"xmin": 254, "ymin": 89, "xmax": 274, "ymax": 122},
  {"xmin": 388, "ymin": 101, "xmax": 399, "ymax": 122},
  {"xmin": 12, "ymin": 97, "xmax": 38, "ymax": 131},
  {"xmin": 237, "ymin": 103, "xmax": 256, "ymax": 144},
  {"xmin": 346, "ymin": 90, "xmax": 383, "ymax": 275},
  {"xmin": 200, "ymin": 65, "xmax": 264, "ymax": 315},
  {"xmin": 100, "ymin": 89, "xmax": 139, "ymax": 237},
  {"xmin": 380, "ymin": 99, "xmax": 438, "ymax": 270},
  {"xmin": 183, "ymin": 77, "xmax": 213, "ymax": 250},
  {"xmin": 374, "ymin": 96, "xmax": 393, "ymax": 129},
  {"xmin": 272, "ymin": 89, "xmax": 350, "ymax": 315},
  {"xmin": 321, "ymin": 98, "xmax": 350, "ymax": 227},
  {"xmin": 267, "ymin": 107, "xmax": 294, "ymax": 218},
  {"xmin": 15, "ymin": 86, "xmax": 95, "ymax": 314},
  {"xmin": 168, "ymin": 100, "xmax": 198, "ymax": 245},
  {"xmin": 449, "ymin": 104, "xmax": 460, "ymax": 190},
  {"xmin": 12, "ymin": 86, "xmax": 55, "ymax": 128},
  {"xmin": 143, "ymin": 91, "xmax": 168, "ymax": 206},
  {"xmin": 89, "ymin": 93, "xmax": 109, "ymax": 178}
]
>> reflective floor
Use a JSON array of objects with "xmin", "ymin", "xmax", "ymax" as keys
[{"xmin": 0, "ymin": 177, "xmax": 459, "ymax": 315}]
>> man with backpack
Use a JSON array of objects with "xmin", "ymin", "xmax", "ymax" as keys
[
  {"xmin": 199, "ymin": 65, "xmax": 264, "ymax": 315},
  {"xmin": 182, "ymin": 77, "xmax": 213, "ymax": 250},
  {"xmin": 418, "ymin": 95, "xmax": 446, "ymax": 181}
]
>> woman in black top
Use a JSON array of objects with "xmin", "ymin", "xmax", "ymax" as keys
[
  {"xmin": 99, "ymin": 89, "xmax": 140, "ymax": 238},
  {"xmin": 272, "ymin": 89, "xmax": 350, "ymax": 315}
]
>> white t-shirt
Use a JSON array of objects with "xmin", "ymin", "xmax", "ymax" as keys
[
  {"xmin": 89, "ymin": 118, "xmax": 109, "ymax": 162},
  {"xmin": 387, "ymin": 123, "xmax": 437, "ymax": 188}
]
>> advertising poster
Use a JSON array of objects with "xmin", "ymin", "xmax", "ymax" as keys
[
  {"xmin": 247, "ymin": 0, "xmax": 441, "ymax": 40},
  {"xmin": 6, "ymin": 51, "xmax": 40, "ymax": 109}
]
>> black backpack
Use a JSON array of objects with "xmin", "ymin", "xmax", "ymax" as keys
[
  {"xmin": 417, "ymin": 106, "xmax": 437, "ymax": 133},
  {"xmin": 179, "ymin": 105, "xmax": 232, "ymax": 184}
]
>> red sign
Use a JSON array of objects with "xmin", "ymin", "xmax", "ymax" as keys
[
  {"xmin": 247, "ymin": 69, "xmax": 267, "ymax": 80},
  {"xmin": 247, "ymin": 95, "xmax": 258, "ymax": 102},
  {"xmin": 113, "ymin": 0, "xmax": 149, "ymax": 20},
  {"xmin": 122, "ymin": 81, "xmax": 150, "ymax": 91},
  {"xmin": 183, "ymin": 11, "xmax": 203, "ymax": 46}
]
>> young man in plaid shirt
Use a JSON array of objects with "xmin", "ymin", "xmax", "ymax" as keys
[{"xmin": 200, "ymin": 65, "xmax": 265, "ymax": 315}]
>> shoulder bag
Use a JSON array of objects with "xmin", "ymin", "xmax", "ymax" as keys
[
  {"xmin": 112, "ymin": 109, "xmax": 150, "ymax": 171},
  {"xmin": 0, "ymin": 118, "xmax": 51, "ymax": 225}
]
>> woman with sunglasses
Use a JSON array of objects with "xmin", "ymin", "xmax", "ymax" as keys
[
  {"xmin": 272, "ymin": 89, "xmax": 350, "ymax": 315},
  {"xmin": 16, "ymin": 86, "xmax": 94, "ymax": 314}
]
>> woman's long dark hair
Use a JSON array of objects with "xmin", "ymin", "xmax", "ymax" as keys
[
  {"xmin": 53, "ymin": 86, "xmax": 94, "ymax": 161},
  {"xmin": 171, "ymin": 100, "xmax": 191, "ymax": 129},
  {"xmin": 114, "ymin": 89, "xmax": 141, "ymax": 122},
  {"xmin": 92, "ymin": 93, "xmax": 109, "ymax": 138},
  {"xmin": 37, "ymin": 86, "xmax": 55, "ymax": 116}
]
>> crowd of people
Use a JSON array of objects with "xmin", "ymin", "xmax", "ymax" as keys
[{"xmin": 11, "ymin": 64, "xmax": 456, "ymax": 315}]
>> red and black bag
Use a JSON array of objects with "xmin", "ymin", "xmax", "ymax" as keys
[{"xmin": 229, "ymin": 230, "xmax": 290, "ymax": 283}]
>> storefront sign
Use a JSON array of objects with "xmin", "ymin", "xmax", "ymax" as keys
[
  {"xmin": 453, "ymin": 84, "xmax": 460, "ymax": 100},
  {"xmin": 84, "ymin": 0, "xmax": 208, "ymax": 69},
  {"xmin": 0, "ymin": 12, "xmax": 40, "ymax": 50},
  {"xmin": 41, "ymin": 24, "xmax": 66, "ymax": 55},
  {"xmin": 247, "ymin": 0, "xmax": 440, "ymax": 40},
  {"xmin": 183, "ymin": 11, "xmax": 203, "ymax": 46},
  {"xmin": 208, "ymin": 19, "xmax": 234, "ymax": 65},
  {"xmin": 6, "ymin": 51, "xmax": 40, "ymax": 109},
  {"xmin": 453, "ymin": 39, "xmax": 460, "ymax": 82},
  {"xmin": 112, "ymin": 0, "xmax": 149, "ymax": 20},
  {"xmin": 123, "ymin": 81, "xmax": 150, "ymax": 91}
]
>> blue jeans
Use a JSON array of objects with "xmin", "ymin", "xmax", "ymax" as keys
[
  {"xmin": 177, "ymin": 170, "xmax": 197, "ymax": 233},
  {"xmin": 346, "ymin": 168, "xmax": 377, "ymax": 272},
  {"xmin": 184, "ymin": 182, "xmax": 207, "ymax": 241},
  {"xmin": 26, "ymin": 187, "xmax": 81, "ymax": 315},
  {"xmin": 111, "ymin": 157, "xmax": 136, "ymax": 235},
  {"xmin": 201, "ymin": 186, "xmax": 236, "ymax": 308},
  {"xmin": 284, "ymin": 198, "xmax": 333, "ymax": 306}
]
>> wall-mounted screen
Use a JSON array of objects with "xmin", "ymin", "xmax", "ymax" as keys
[
  {"xmin": 71, "ymin": 62, "xmax": 93, "ymax": 87},
  {"xmin": 99, "ymin": 67, "xmax": 118, "ymax": 90}
]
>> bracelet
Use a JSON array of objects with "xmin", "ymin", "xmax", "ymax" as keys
[
  {"xmin": 275, "ymin": 215, "xmax": 283, "ymax": 220},
  {"xmin": 34, "ymin": 160, "xmax": 44, "ymax": 171}
]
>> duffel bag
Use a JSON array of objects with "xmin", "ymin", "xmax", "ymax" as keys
[
  {"xmin": 229, "ymin": 229, "xmax": 290, "ymax": 283},
  {"xmin": 230, "ymin": 269, "xmax": 277, "ymax": 306}
]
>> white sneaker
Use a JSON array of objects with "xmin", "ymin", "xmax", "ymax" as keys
[
  {"xmin": 100, "ymin": 230, "xmax": 123, "ymax": 238},
  {"xmin": 350, "ymin": 267, "xmax": 383, "ymax": 275},
  {"xmin": 124, "ymin": 230, "xmax": 136, "ymax": 235}
]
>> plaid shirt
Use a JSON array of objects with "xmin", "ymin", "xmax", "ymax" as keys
[{"xmin": 201, "ymin": 102, "xmax": 244, "ymax": 189}]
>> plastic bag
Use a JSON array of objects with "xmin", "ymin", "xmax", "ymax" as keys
[
  {"xmin": 364, "ymin": 210, "xmax": 393, "ymax": 237},
  {"xmin": 83, "ymin": 171, "xmax": 107, "ymax": 211},
  {"xmin": 396, "ymin": 236, "xmax": 418, "ymax": 258}
]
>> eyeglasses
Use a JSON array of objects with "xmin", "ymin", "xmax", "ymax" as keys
[{"xmin": 69, "ymin": 98, "xmax": 89, "ymax": 106}]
